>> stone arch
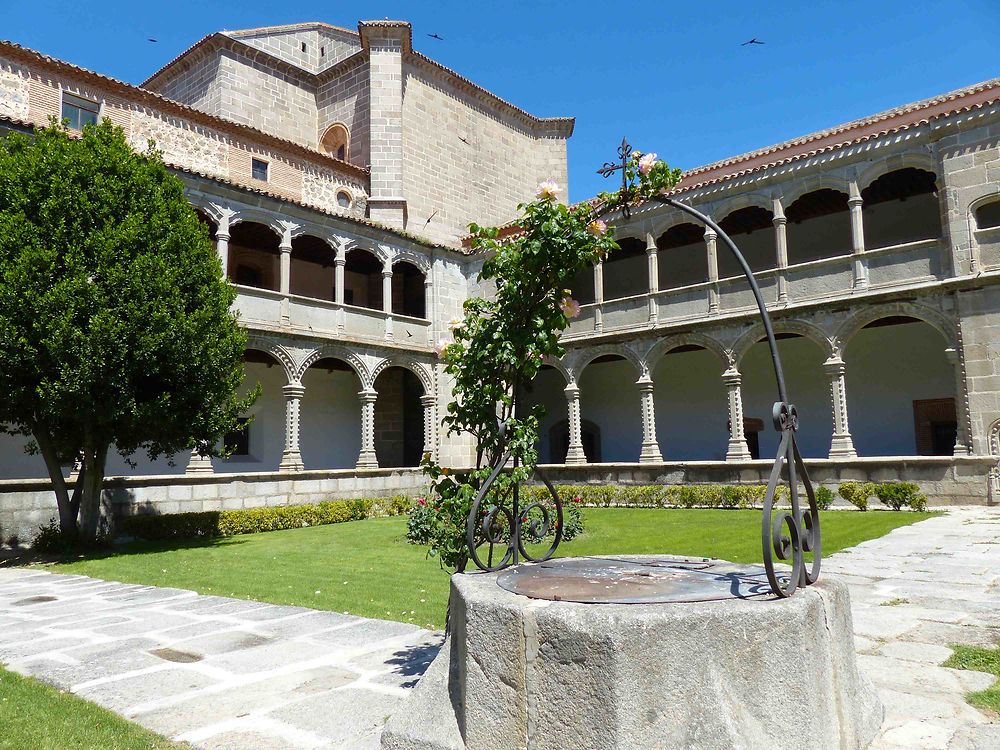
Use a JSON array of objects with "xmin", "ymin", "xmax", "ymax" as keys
[
  {"xmin": 855, "ymin": 151, "xmax": 939, "ymax": 192},
  {"xmin": 296, "ymin": 345, "xmax": 370, "ymax": 387},
  {"xmin": 571, "ymin": 343, "xmax": 645, "ymax": 378},
  {"xmin": 733, "ymin": 320, "xmax": 834, "ymax": 366},
  {"xmin": 710, "ymin": 192, "xmax": 774, "ymax": 222},
  {"xmin": 644, "ymin": 332, "xmax": 731, "ymax": 372},
  {"xmin": 393, "ymin": 247, "xmax": 432, "ymax": 275},
  {"xmin": 541, "ymin": 356, "xmax": 573, "ymax": 386},
  {"xmin": 369, "ymin": 357, "xmax": 434, "ymax": 396},
  {"xmin": 320, "ymin": 122, "xmax": 350, "ymax": 160},
  {"xmin": 780, "ymin": 175, "xmax": 851, "ymax": 207},
  {"xmin": 343, "ymin": 239, "xmax": 390, "ymax": 267},
  {"xmin": 833, "ymin": 302, "xmax": 957, "ymax": 354},
  {"xmin": 245, "ymin": 336, "xmax": 296, "ymax": 382},
  {"xmin": 969, "ymin": 191, "xmax": 1000, "ymax": 231},
  {"xmin": 227, "ymin": 210, "xmax": 283, "ymax": 237}
]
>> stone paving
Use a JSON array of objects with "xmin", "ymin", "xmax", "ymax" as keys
[
  {"xmin": 825, "ymin": 507, "xmax": 1000, "ymax": 750},
  {"xmin": 0, "ymin": 570, "xmax": 442, "ymax": 749},
  {"xmin": 0, "ymin": 508, "xmax": 997, "ymax": 749}
]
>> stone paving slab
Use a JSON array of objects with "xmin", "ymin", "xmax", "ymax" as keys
[
  {"xmin": 0, "ymin": 507, "xmax": 997, "ymax": 749},
  {"xmin": 0, "ymin": 567, "xmax": 442, "ymax": 749}
]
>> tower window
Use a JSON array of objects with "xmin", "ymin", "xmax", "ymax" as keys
[
  {"xmin": 251, "ymin": 158, "xmax": 269, "ymax": 182},
  {"xmin": 61, "ymin": 92, "xmax": 99, "ymax": 130},
  {"xmin": 301, "ymin": 42, "xmax": 307, "ymax": 53},
  {"xmin": 320, "ymin": 123, "xmax": 350, "ymax": 161}
]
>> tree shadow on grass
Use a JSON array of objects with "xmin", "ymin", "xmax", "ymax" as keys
[{"xmin": 1, "ymin": 535, "xmax": 251, "ymax": 569}]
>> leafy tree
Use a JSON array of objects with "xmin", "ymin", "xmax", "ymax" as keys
[
  {"xmin": 0, "ymin": 121, "xmax": 254, "ymax": 542},
  {"xmin": 412, "ymin": 152, "xmax": 680, "ymax": 570}
]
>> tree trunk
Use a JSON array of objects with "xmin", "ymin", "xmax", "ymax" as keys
[
  {"xmin": 32, "ymin": 424, "xmax": 77, "ymax": 539},
  {"xmin": 78, "ymin": 443, "xmax": 109, "ymax": 542}
]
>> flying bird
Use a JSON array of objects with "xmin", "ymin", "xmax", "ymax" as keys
[
  {"xmin": 147, "ymin": 38, "xmax": 159, "ymax": 43},
  {"xmin": 427, "ymin": 33, "xmax": 444, "ymax": 41},
  {"xmin": 741, "ymin": 38, "xmax": 764, "ymax": 46}
]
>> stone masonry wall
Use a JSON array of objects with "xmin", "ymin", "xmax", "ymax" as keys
[
  {"xmin": 0, "ymin": 469, "xmax": 427, "ymax": 546},
  {"xmin": 3, "ymin": 50, "xmax": 367, "ymax": 217},
  {"xmin": 317, "ymin": 59, "xmax": 370, "ymax": 167},
  {"xmin": 401, "ymin": 60, "xmax": 570, "ymax": 246}
]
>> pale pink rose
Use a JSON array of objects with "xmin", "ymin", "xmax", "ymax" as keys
[
  {"xmin": 536, "ymin": 179, "xmax": 560, "ymax": 201},
  {"xmin": 560, "ymin": 296, "xmax": 582, "ymax": 319},
  {"xmin": 447, "ymin": 317, "xmax": 463, "ymax": 331},
  {"xmin": 638, "ymin": 152, "xmax": 658, "ymax": 176},
  {"xmin": 434, "ymin": 338, "xmax": 452, "ymax": 357},
  {"xmin": 587, "ymin": 219, "xmax": 607, "ymax": 237}
]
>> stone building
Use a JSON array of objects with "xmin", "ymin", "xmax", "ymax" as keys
[{"xmin": 1, "ymin": 20, "xmax": 1000, "ymax": 538}]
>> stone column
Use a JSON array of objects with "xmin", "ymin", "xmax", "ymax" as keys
[
  {"xmin": 278, "ymin": 223, "xmax": 294, "ymax": 325},
  {"xmin": 357, "ymin": 388, "xmax": 379, "ymax": 468},
  {"xmin": 564, "ymin": 383, "xmax": 587, "ymax": 464},
  {"xmin": 637, "ymin": 375, "xmax": 663, "ymax": 463},
  {"xmin": 185, "ymin": 445, "xmax": 214, "ymax": 475},
  {"xmin": 723, "ymin": 366, "xmax": 752, "ymax": 460},
  {"xmin": 215, "ymin": 214, "xmax": 232, "ymax": 280},
  {"xmin": 594, "ymin": 260, "xmax": 604, "ymax": 333},
  {"xmin": 823, "ymin": 355, "xmax": 857, "ymax": 458},
  {"xmin": 773, "ymin": 197, "xmax": 789, "ymax": 304},
  {"xmin": 646, "ymin": 232, "xmax": 659, "ymax": 324},
  {"xmin": 945, "ymin": 347, "xmax": 973, "ymax": 455},
  {"xmin": 848, "ymin": 179, "xmax": 868, "ymax": 289},
  {"xmin": 424, "ymin": 273, "xmax": 435, "ymax": 340},
  {"xmin": 279, "ymin": 382, "xmax": 305, "ymax": 471},
  {"xmin": 334, "ymin": 245, "xmax": 346, "ymax": 332},
  {"xmin": 705, "ymin": 228, "xmax": 720, "ymax": 314},
  {"xmin": 420, "ymin": 394, "xmax": 436, "ymax": 460},
  {"xmin": 382, "ymin": 262, "xmax": 394, "ymax": 341}
]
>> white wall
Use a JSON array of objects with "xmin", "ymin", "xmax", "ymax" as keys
[
  {"xmin": 299, "ymin": 366, "xmax": 363, "ymax": 470},
  {"xmin": 741, "ymin": 337, "xmax": 833, "ymax": 459},
  {"xmin": 845, "ymin": 322, "xmax": 953, "ymax": 456},
  {"xmin": 0, "ymin": 432, "xmax": 48, "ymax": 480},
  {"xmin": 579, "ymin": 359, "xmax": 642, "ymax": 462},
  {"xmin": 214, "ymin": 360, "xmax": 286, "ymax": 473},
  {"xmin": 653, "ymin": 348, "xmax": 729, "ymax": 460}
]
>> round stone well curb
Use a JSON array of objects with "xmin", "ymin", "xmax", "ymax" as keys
[{"xmin": 381, "ymin": 557, "xmax": 884, "ymax": 750}]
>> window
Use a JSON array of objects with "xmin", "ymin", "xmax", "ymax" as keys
[
  {"xmin": 320, "ymin": 123, "xmax": 350, "ymax": 161},
  {"xmin": 61, "ymin": 92, "xmax": 99, "ymax": 130},
  {"xmin": 320, "ymin": 46, "xmax": 326, "ymax": 58},
  {"xmin": 301, "ymin": 42, "xmax": 308, "ymax": 53},
  {"xmin": 337, "ymin": 191, "xmax": 352, "ymax": 209},
  {"xmin": 224, "ymin": 417, "xmax": 251, "ymax": 457},
  {"xmin": 975, "ymin": 200, "xmax": 1000, "ymax": 231},
  {"xmin": 913, "ymin": 398, "xmax": 957, "ymax": 455},
  {"xmin": 251, "ymin": 158, "xmax": 269, "ymax": 182}
]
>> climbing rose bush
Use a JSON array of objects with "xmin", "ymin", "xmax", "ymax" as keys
[{"xmin": 411, "ymin": 150, "xmax": 681, "ymax": 570}]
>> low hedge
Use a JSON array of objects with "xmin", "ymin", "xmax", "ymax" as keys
[
  {"xmin": 121, "ymin": 495, "xmax": 413, "ymax": 542},
  {"xmin": 837, "ymin": 482, "xmax": 927, "ymax": 512},
  {"xmin": 523, "ymin": 484, "xmax": 836, "ymax": 511}
]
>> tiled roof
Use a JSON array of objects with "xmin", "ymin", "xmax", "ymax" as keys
[
  {"xmin": 0, "ymin": 41, "xmax": 368, "ymax": 180},
  {"xmin": 671, "ymin": 75, "xmax": 1000, "ymax": 193}
]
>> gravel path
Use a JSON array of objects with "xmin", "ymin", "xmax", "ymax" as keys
[{"xmin": 0, "ymin": 507, "xmax": 997, "ymax": 749}]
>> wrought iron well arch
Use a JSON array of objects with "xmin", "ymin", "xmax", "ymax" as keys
[{"xmin": 465, "ymin": 138, "xmax": 820, "ymax": 598}]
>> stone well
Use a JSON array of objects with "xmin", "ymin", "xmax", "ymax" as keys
[{"xmin": 382, "ymin": 556, "xmax": 883, "ymax": 750}]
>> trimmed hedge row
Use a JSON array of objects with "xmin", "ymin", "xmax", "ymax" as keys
[
  {"xmin": 120, "ymin": 495, "xmax": 412, "ymax": 541},
  {"xmin": 523, "ymin": 484, "xmax": 836, "ymax": 510},
  {"xmin": 838, "ymin": 482, "xmax": 927, "ymax": 511}
]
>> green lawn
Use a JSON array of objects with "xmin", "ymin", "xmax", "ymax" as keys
[
  {"xmin": 0, "ymin": 667, "xmax": 186, "ymax": 750},
  {"xmin": 42, "ymin": 508, "xmax": 935, "ymax": 630},
  {"xmin": 943, "ymin": 645, "xmax": 1000, "ymax": 714}
]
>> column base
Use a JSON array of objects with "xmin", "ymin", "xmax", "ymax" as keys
[
  {"xmin": 639, "ymin": 444, "xmax": 663, "ymax": 463},
  {"xmin": 279, "ymin": 451, "xmax": 304, "ymax": 472},
  {"xmin": 185, "ymin": 453, "xmax": 215, "ymax": 475},
  {"xmin": 356, "ymin": 451, "xmax": 379, "ymax": 469},
  {"xmin": 953, "ymin": 442, "xmax": 972, "ymax": 457},
  {"xmin": 565, "ymin": 445, "xmax": 587, "ymax": 465},
  {"xmin": 828, "ymin": 435, "xmax": 857, "ymax": 459},
  {"xmin": 725, "ymin": 440, "xmax": 752, "ymax": 461}
]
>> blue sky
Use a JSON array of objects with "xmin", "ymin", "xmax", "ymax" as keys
[{"xmin": 3, "ymin": 1, "xmax": 998, "ymax": 200}]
